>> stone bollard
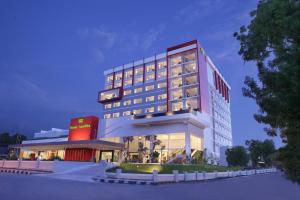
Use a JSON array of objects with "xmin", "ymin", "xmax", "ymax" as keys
[
  {"xmin": 17, "ymin": 159, "xmax": 22, "ymax": 169},
  {"xmin": 202, "ymin": 171, "xmax": 206, "ymax": 180},
  {"xmin": 227, "ymin": 170, "xmax": 229, "ymax": 177},
  {"xmin": 184, "ymin": 171, "xmax": 188, "ymax": 181},
  {"xmin": 98, "ymin": 160, "xmax": 108, "ymax": 178},
  {"xmin": 214, "ymin": 171, "xmax": 218, "ymax": 179},
  {"xmin": 195, "ymin": 171, "xmax": 199, "ymax": 181},
  {"xmin": 152, "ymin": 170, "xmax": 158, "ymax": 184},
  {"xmin": 173, "ymin": 170, "xmax": 179, "ymax": 182},
  {"xmin": 35, "ymin": 159, "xmax": 40, "ymax": 170},
  {"xmin": 116, "ymin": 169, "xmax": 122, "ymax": 179}
]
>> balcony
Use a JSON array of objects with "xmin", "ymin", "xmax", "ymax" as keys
[{"xmin": 98, "ymin": 87, "xmax": 123, "ymax": 103}]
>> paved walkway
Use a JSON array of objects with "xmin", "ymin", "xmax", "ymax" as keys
[{"xmin": 0, "ymin": 172, "xmax": 299, "ymax": 200}]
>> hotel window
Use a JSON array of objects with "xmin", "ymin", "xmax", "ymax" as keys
[
  {"xmin": 172, "ymin": 102, "xmax": 183, "ymax": 111},
  {"xmin": 113, "ymin": 102, "xmax": 121, "ymax": 107},
  {"xmin": 112, "ymin": 112, "xmax": 120, "ymax": 118},
  {"xmin": 171, "ymin": 89, "xmax": 183, "ymax": 100},
  {"xmin": 158, "ymin": 105, "xmax": 167, "ymax": 112},
  {"xmin": 123, "ymin": 111, "xmax": 131, "ymax": 116},
  {"xmin": 124, "ymin": 89, "xmax": 132, "ymax": 96},
  {"xmin": 134, "ymin": 66, "xmax": 143, "ymax": 76},
  {"xmin": 105, "ymin": 84, "xmax": 113, "ymax": 90},
  {"xmin": 145, "ymin": 107, "xmax": 154, "ymax": 113},
  {"xmin": 114, "ymin": 72, "xmax": 123, "ymax": 88},
  {"xmin": 104, "ymin": 113, "xmax": 111, "ymax": 119},
  {"xmin": 104, "ymin": 104, "xmax": 112, "ymax": 109},
  {"xmin": 171, "ymin": 66, "xmax": 183, "ymax": 77},
  {"xmin": 157, "ymin": 60, "xmax": 167, "ymax": 70},
  {"xmin": 146, "ymin": 73, "xmax": 155, "ymax": 82},
  {"xmin": 134, "ymin": 87, "xmax": 143, "ymax": 93},
  {"xmin": 185, "ymin": 87, "xmax": 198, "ymax": 97},
  {"xmin": 171, "ymin": 77, "xmax": 183, "ymax": 88},
  {"xmin": 134, "ymin": 76, "xmax": 143, "ymax": 84},
  {"xmin": 134, "ymin": 98, "xmax": 142, "ymax": 104},
  {"xmin": 185, "ymin": 75, "xmax": 198, "ymax": 85},
  {"xmin": 106, "ymin": 74, "xmax": 114, "ymax": 84},
  {"xmin": 157, "ymin": 82, "xmax": 167, "ymax": 89},
  {"xmin": 158, "ymin": 93, "xmax": 167, "ymax": 100},
  {"xmin": 133, "ymin": 109, "xmax": 142, "ymax": 115},
  {"xmin": 186, "ymin": 98, "xmax": 198, "ymax": 110},
  {"xmin": 145, "ymin": 85, "xmax": 154, "ymax": 91},
  {"xmin": 146, "ymin": 63, "xmax": 155, "ymax": 73},
  {"xmin": 146, "ymin": 96, "xmax": 155, "ymax": 102},
  {"xmin": 123, "ymin": 100, "xmax": 131, "ymax": 106},
  {"xmin": 170, "ymin": 56, "xmax": 182, "ymax": 66},
  {"xmin": 124, "ymin": 79, "xmax": 132, "ymax": 87},
  {"xmin": 157, "ymin": 71, "xmax": 167, "ymax": 79},
  {"xmin": 184, "ymin": 62, "xmax": 197, "ymax": 74},
  {"xmin": 182, "ymin": 52, "xmax": 196, "ymax": 63},
  {"xmin": 124, "ymin": 69, "xmax": 133, "ymax": 79}
]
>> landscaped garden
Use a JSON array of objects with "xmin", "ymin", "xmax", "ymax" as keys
[{"xmin": 107, "ymin": 163, "xmax": 242, "ymax": 174}]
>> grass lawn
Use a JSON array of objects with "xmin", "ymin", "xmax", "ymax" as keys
[{"xmin": 107, "ymin": 163, "xmax": 242, "ymax": 174}]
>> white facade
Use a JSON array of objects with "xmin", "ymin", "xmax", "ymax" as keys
[{"xmin": 98, "ymin": 40, "xmax": 232, "ymax": 163}]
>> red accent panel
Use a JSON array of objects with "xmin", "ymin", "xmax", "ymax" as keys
[
  {"xmin": 112, "ymin": 72, "xmax": 115, "ymax": 88},
  {"xmin": 167, "ymin": 40, "xmax": 197, "ymax": 52},
  {"xmin": 166, "ymin": 53, "xmax": 169, "ymax": 112},
  {"xmin": 195, "ymin": 45, "xmax": 202, "ymax": 111},
  {"xmin": 65, "ymin": 148, "xmax": 95, "ymax": 161},
  {"xmin": 68, "ymin": 116, "xmax": 99, "ymax": 141}
]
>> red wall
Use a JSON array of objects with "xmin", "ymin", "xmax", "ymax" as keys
[
  {"xmin": 68, "ymin": 116, "xmax": 99, "ymax": 141},
  {"xmin": 65, "ymin": 149, "xmax": 96, "ymax": 162}
]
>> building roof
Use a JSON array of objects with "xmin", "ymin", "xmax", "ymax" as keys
[{"xmin": 9, "ymin": 140, "xmax": 124, "ymax": 151}]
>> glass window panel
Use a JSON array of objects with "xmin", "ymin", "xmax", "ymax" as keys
[
  {"xmin": 145, "ymin": 85, "xmax": 154, "ymax": 91},
  {"xmin": 172, "ymin": 102, "xmax": 183, "ymax": 111}
]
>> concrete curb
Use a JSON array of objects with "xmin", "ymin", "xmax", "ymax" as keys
[{"xmin": 0, "ymin": 168, "xmax": 32, "ymax": 175}]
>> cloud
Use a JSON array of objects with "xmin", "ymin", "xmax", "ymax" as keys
[
  {"xmin": 77, "ymin": 27, "xmax": 117, "ymax": 49},
  {"xmin": 93, "ymin": 48, "xmax": 105, "ymax": 63},
  {"xmin": 141, "ymin": 24, "xmax": 165, "ymax": 51}
]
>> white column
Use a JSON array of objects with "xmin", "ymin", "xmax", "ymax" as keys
[{"xmin": 185, "ymin": 124, "xmax": 191, "ymax": 163}]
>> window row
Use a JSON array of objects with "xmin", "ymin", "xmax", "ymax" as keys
[
  {"xmin": 169, "ymin": 51, "xmax": 196, "ymax": 67},
  {"xmin": 104, "ymin": 93, "xmax": 167, "ymax": 109},
  {"xmin": 123, "ymin": 82, "xmax": 166, "ymax": 96},
  {"xmin": 105, "ymin": 60, "xmax": 167, "ymax": 89},
  {"xmin": 170, "ymin": 75, "xmax": 198, "ymax": 88},
  {"xmin": 104, "ymin": 105, "xmax": 168, "ymax": 119},
  {"xmin": 170, "ymin": 62, "xmax": 197, "ymax": 77},
  {"xmin": 169, "ymin": 86, "xmax": 198, "ymax": 100}
]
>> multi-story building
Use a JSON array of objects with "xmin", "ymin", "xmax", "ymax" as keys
[{"xmin": 98, "ymin": 40, "xmax": 232, "ymax": 164}]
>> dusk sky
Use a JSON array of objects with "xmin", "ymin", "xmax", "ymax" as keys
[{"xmin": 0, "ymin": 0, "xmax": 282, "ymax": 147}]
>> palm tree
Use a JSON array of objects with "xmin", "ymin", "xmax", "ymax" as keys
[
  {"xmin": 160, "ymin": 144, "xmax": 166, "ymax": 164},
  {"xmin": 122, "ymin": 136, "xmax": 134, "ymax": 161},
  {"xmin": 145, "ymin": 135, "xmax": 162, "ymax": 163}
]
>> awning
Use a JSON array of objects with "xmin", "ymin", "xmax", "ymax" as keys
[{"xmin": 9, "ymin": 140, "xmax": 125, "ymax": 151}]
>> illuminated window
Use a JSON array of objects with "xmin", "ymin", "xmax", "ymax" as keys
[
  {"xmin": 157, "ymin": 60, "xmax": 167, "ymax": 70},
  {"xmin": 182, "ymin": 52, "xmax": 196, "ymax": 63},
  {"xmin": 134, "ymin": 87, "xmax": 143, "ymax": 93},
  {"xmin": 146, "ymin": 73, "xmax": 155, "ymax": 81},
  {"xmin": 158, "ymin": 93, "xmax": 167, "ymax": 100},
  {"xmin": 106, "ymin": 74, "xmax": 114, "ymax": 84},
  {"xmin": 134, "ymin": 76, "xmax": 143, "ymax": 84},
  {"xmin": 114, "ymin": 72, "xmax": 123, "ymax": 88},
  {"xmin": 134, "ymin": 66, "xmax": 143, "ymax": 75},
  {"xmin": 145, "ymin": 107, "xmax": 154, "ymax": 113},
  {"xmin": 99, "ymin": 88, "xmax": 121, "ymax": 102},
  {"xmin": 146, "ymin": 63, "xmax": 155, "ymax": 73},
  {"xmin": 172, "ymin": 102, "xmax": 183, "ymax": 111},
  {"xmin": 113, "ymin": 102, "xmax": 121, "ymax": 107},
  {"xmin": 171, "ymin": 66, "xmax": 183, "ymax": 77},
  {"xmin": 105, "ymin": 84, "xmax": 113, "ymax": 90},
  {"xmin": 133, "ymin": 109, "xmax": 142, "ymax": 115},
  {"xmin": 112, "ymin": 112, "xmax": 120, "ymax": 118},
  {"xmin": 123, "ymin": 111, "xmax": 131, "ymax": 116},
  {"xmin": 186, "ymin": 87, "xmax": 198, "ymax": 97},
  {"xmin": 145, "ymin": 85, "xmax": 154, "ymax": 91},
  {"xmin": 186, "ymin": 98, "xmax": 198, "ymax": 110},
  {"xmin": 104, "ymin": 104, "xmax": 112, "ymax": 109},
  {"xmin": 171, "ymin": 89, "xmax": 183, "ymax": 100},
  {"xmin": 158, "ymin": 105, "xmax": 167, "ymax": 112},
  {"xmin": 170, "ymin": 56, "xmax": 182, "ymax": 66},
  {"xmin": 171, "ymin": 78, "xmax": 183, "ymax": 88},
  {"xmin": 157, "ymin": 71, "xmax": 166, "ymax": 79},
  {"xmin": 134, "ymin": 98, "xmax": 142, "ymax": 104},
  {"xmin": 114, "ymin": 81, "xmax": 122, "ymax": 88},
  {"xmin": 104, "ymin": 113, "xmax": 111, "ymax": 119},
  {"xmin": 146, "ymin": 96, "xmax": 155, "ymax": 102},
  {"xmin": 123, "ymin": 100, "xmax": 131, "ymax": 106},
  {"xmin": 157, "ymin": 82, "xmax": 166, "ymax": 89},
  {"xmin": 124, "ymin": 69, "xmax": 133, "ymax": 79},
  {"xmin": 124, "ymin": 79, "xmax": 132, "ymax": 86},
  {"xmin": 184, "ymin": 62, "xmax": 197, "ymax": 74},
  {"xmin": 124, "ymin": 89, "xmax": 132, "ymax": 96},
  {"xmin": 185, "ymin": 75, "xmax": 197, "ymax": 85}
]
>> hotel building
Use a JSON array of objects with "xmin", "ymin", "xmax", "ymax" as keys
[
  {"xmin": 98, "ymin": 40, "xmax": 232, "ymax": 164},
  {"xmin": 13, "ymin": 40, "xmax": 232, "ymax": 164}
]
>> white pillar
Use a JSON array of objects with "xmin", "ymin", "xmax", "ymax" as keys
[{"xmin": 185, "ymin": 125, "xmax": 191, "ymax": 163}]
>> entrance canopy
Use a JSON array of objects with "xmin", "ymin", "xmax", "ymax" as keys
[{"xmin": 9, "ymin": 140, "xmax": 125, "ymax": 151}]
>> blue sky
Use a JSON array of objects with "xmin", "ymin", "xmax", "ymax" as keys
[{"xmin": 0, "ymin": 0, "xmax": 282, "ymax": 147}]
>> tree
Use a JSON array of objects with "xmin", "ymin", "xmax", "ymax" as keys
[
  {"xmin": 0, "ymin": 132, "xmax": 27, "ymax": 144},
  {"xmin": 226, "ymin": 146, "xmax": 249, "ymax": 167},
  {"xmin": 122, "ymin": 136, "xmax": 134, "ymax": 161},
  {"xmin": 145, "ymin": 135, "xmax": 161, "ymax": 163},
  {"xmin": 246, "ymin": 139, "xmax": 276, "ymax": 167},
  {"xmin": 234, "ymin": 0, "xmax": 300, "ymax": 183}
]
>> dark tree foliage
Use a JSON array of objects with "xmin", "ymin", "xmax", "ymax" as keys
[
  {"xmin": 0, "ymin": 132, "xmax": 27, "ymax": 144},
  {"xmin": 234, "ymin": 0, "xmax": 300, "ymax": 183},
  {"xmin": 226, "ymin": 146, "xmax": 249, "ymax": 167},
  {"xmin": 246, "ymin": 139, "xmax": 276, "ymax": 167}
]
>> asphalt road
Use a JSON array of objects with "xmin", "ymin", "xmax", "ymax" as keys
[{"xmin": 0, "ymin": 172, "xmax": 299, "ymax": 200}]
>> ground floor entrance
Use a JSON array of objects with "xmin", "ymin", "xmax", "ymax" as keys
[{"xmin": 99, "ymin": 150, "xmax": 114, "ymax": 162}]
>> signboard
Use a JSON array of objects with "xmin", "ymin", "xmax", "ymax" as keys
[{"xmin": 68, "ymin": 116, "xmax": 99, "ymax": 141}]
